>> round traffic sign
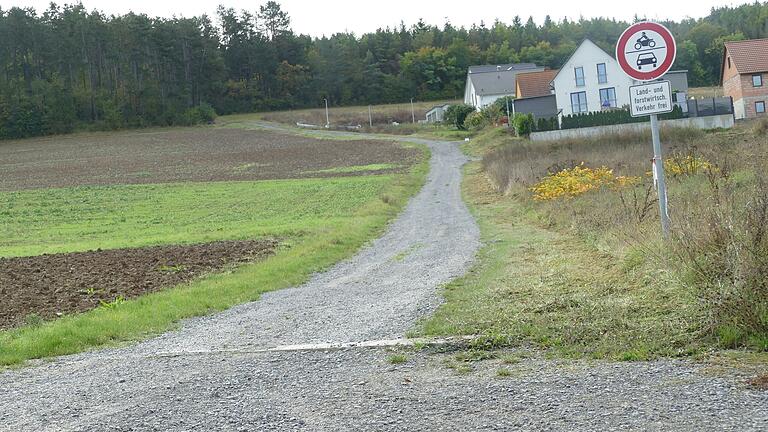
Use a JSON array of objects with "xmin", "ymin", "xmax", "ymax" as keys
[{"xmin": 616, "ymin": 22, "xmax": 676, "ymax": 82}]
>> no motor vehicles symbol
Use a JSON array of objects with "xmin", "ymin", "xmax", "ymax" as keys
[{"xmin": 616, "ymin": 22, "xmax": 677, "ymax": 82}]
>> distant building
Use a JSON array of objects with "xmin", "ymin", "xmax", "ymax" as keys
[
  {"xmin": 463, "ymin": 63, "xmax": 543, "ymax": 110},
  {"xmin": 551, "ymin": 39, "xmax": 689, "ymax": 117},
  {"xmin": 425, "ymin": 104, "xmax": 451, "ymax": 123},
  {"xmin": 513, "ymin": 69, "xmax": 559, "ymax": 120},
  {"xmin": 722, "ymin": 38, "xmax": 768, "ymax": 119}
]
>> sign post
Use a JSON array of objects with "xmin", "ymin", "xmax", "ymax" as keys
[{"xmin": 616, "ymin": 21, "xmax": 677, "ymax": 238}]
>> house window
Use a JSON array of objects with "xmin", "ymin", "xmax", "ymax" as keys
[
  {"xmin": 727, "ymin": 57, "xmax": 731, "ymax": 68},
  {"xmin": 757, "ymin": 101, "xmax": 766, "ymax": 114},
  {"xmin": 571, "ymin": 91, "xmax": 588, "ymax": 114},
  {"xmin": 597, "ymin": 63, "xmax": 608, "ymax": 84},
  {"xmin": 575, "ymin": 67, "xmax": 585, "ymax": 87},
  {"xmin": 753, "ymin": 74, "xmax": 763, "ymax": 87},
  {"xmin": 599, "ymin": 88, "xmax": 617, "ymax": 109}
]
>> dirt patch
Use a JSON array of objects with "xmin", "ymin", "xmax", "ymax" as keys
[
  {"xmin": 0, "ymin": 128, "xmax": 421, "ymax": 191},
  {"xmin": 0, "ymin": 239, "xmax": 277, "ymax": 330},
  {"xmin": 748, "ymin": 374, "xmax": 768, "ymax": 390}
]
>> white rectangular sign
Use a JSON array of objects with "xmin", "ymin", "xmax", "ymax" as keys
[{"xmin": 629, "ymin": 80, "xmax": 673, "ymax": 117}]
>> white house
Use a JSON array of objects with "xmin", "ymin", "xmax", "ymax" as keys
[
  {"xmin": 551, "ymin": 39, "xmax": 633, "ymax": 117},
  {"xmin": 551, "ymin": 39, "xmax": 689, "ymax": 118},
  {"xmin": 464, "ymin": 63, "xmax": 543, "ymax": 110}
]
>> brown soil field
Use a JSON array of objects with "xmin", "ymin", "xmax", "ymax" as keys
[
  {"xmin": 0, "ymin": 128, "xmax": 420, "ymax": 191},
  {"xmin": 0, "ymin": 239, "xmax": 277, "ymax": 330}
]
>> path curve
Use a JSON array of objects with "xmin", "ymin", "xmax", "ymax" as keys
[
  {"xmin": 1, "ymin": 124, "xmax": 766, "ymax": 431},
  {"xmin": 0, "ymin": 126, "xmax": 482, "ymax": 430}
]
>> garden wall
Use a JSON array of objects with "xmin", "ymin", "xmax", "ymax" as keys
[{"xmin": 529, "ymin": 114, "xmax": 735, "ymax": 142}]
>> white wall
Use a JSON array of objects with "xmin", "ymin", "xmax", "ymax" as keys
[
  {"xmin": 552, "ymin": 40, "xmax": 634, "ymax": 117},
  {"xmin": 529, "ymin": 114, "xmax": 735, "ymax": 142}
]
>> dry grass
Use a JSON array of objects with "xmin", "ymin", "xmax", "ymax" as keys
[
  {"xmin": 479, "ymin": 123, "xmax": 768, "ymax": 352},
  {"xmin": 260, "ymin": 100, "xmax": 459, "ymax": 127}
]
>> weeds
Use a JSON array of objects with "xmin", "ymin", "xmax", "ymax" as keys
[{"xmin": 387, "ymin": 354, "xmax": 408, "ymax": 364}]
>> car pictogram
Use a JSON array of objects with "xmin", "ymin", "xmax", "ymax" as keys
[{"xmin": 636, "ymin": 52, "xmax": 658, "ymax": 69}]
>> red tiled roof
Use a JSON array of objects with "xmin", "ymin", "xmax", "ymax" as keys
[
  {"xmin": 516, "ymin": 69, "xmax": 558, "ymax": 98},
  {"xmin": 725, "ymin": 39, "xmax": 768, "ymax": 74}
]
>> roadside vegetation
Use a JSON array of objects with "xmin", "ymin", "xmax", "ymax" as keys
[
  {"xmin": 419, "ymin": 119, "xmax": 768, "ymax": 360},
  {"xmin": 0, "ymin": 131, "xmax": 429, "ymax": 367}
]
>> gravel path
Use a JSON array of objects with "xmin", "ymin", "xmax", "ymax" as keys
[{"xmin": 1, "ymin": 126, "xmax": 766, "ymax": 431}]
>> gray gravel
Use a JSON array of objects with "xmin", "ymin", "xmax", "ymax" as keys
[{"xmin": 1, "ymin": 125, "xmax": 766, "ymax": 431}]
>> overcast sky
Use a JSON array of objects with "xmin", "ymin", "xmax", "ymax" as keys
[{"xmin": 0, "ymin": 0, "xmax": 752, "ymax": 37}]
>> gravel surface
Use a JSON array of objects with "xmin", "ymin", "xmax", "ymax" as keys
[{"xmin": 1, "ymin": 125, "xmax": 766, "ymax": 431}]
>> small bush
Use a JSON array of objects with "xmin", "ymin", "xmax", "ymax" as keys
[
  {"xmin": 464, "ymin": 111, "xmax": 489, "ymax": 131},
  {"xmin": 513, "ymin": 113, "xmax": 535, "ymax": 137},
  {"xmin": 178, "ymin": 103, "xmax": 218, "ymax": 126},
  {"xmin": 444, "ymin": 104, "xmax": 475, "ymax": 130}
]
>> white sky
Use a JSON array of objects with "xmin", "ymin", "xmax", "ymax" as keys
[{"xmin": 0, "ymin": 0, "xmax": 753, "ymax": 37}]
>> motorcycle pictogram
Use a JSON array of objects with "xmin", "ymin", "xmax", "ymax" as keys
[{"xmin": 634, "ymin": 32, "xmax": 657, "ymax": 50}]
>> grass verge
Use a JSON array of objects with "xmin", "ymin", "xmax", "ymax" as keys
[
  {"xmin": 0, "ymin": 149, "xmax": 429, "ymax": 366},
  {"xmin": 415, "ymin": 162, "xmax": 705, "ymax": 360}
]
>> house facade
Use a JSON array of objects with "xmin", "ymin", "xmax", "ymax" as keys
[
  {"xmin": 722, "ymin": 38, "xmax": 768, "ymax": 119},
  {"xmin": 551, "ymin": 39, "xmax": 634, "ymax": 117},
  {"xmin": 463, "ymin": 63, "xmax": 543, "ymax": 110},
  {"xmin": 552, "ymin": 39, "xmax": 690, "ymax": 118}
]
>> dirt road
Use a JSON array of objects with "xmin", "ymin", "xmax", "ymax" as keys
[{"xmin": 0, "ymin": 125, "xmax": 765, "ymax": 431}]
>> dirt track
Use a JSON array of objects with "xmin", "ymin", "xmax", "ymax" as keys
[
  {"xmin": 0, "ymin": 128, "xmax": 419, "ymax": 190},
  {"xmin": 0, "ymin": 239, "xmax": 277, "ymax": 330},
  {"xmin": 0, "ymin": 124, "xmax": 766, "ymax": 431}
]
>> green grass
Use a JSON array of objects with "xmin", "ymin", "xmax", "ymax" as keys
[
  {"xmin": 0, "ymin": 150, "xmax": 429, "ymax": 366},
  {"xmin": 387, "ymin": 354, "xmax": 408, "ymax": 364},
  {"xmin": 0, "ymin": 176, "xmax": 397, "ymax": 258},
  {"xmin": 307, "ymin": 163, "xmax": 399, "ymax": 174},
  {"xmin": 415, "ymin": 162, "xmax": 704, "ymax": 360}
]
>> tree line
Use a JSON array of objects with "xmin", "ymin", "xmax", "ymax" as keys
[{"xmin": 1, "ymin": 1, "xmax": 766, "ymax": 139}]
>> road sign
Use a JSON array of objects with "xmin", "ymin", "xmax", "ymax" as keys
[
  {"xmin": 629, "ymin": 81, "xmax": 673, "ymax": 117},
  {"xmin": 617, "ymin": 22, "xmax": 677, "ymax": 238},
  {"xmin": 616, "ymin": 21, "xmax": 677, "ymax": 82}
]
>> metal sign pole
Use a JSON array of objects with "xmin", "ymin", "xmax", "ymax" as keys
[
  {"xmin": 368, "ymin": 105, "xmax": 373, "ymax": 128},
  {"xmin": 650, "ymin": 114, "xmax": 671, "ymax": 238}
]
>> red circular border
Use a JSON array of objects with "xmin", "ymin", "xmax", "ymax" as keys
[{"xmin": 615, "ymin": 22, "xmax": 677, "ymax": 81}]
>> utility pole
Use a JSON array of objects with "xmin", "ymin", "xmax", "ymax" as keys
[
  {"xmin": 368, "ymin": 105, "xmax": 373, "ymax": 128},
  {"xmin": 505, "ymin": 96, "xmax": 511, "ymax": 129},
  {"xmin": 324, "ymin": 98, "xmax": 330, "ymax": 128},
  {"xmin": 410, "ymin": 98, "xmax": 415, "ymax": 124},
  {"xmin": 650, "ymin": 114, "xmax": 671, "ymax": 238}
]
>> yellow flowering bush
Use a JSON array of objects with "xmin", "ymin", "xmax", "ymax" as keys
[
  {"xmin": 664, "ymin": 155, "xmax": 715, "ymax": 177},
  {"xmin": 530, "ymin": 163, "xmax": 640, "ymax": 200}
]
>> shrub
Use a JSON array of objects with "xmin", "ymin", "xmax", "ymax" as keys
[
  {"xmin": 513, "ymin": 113, "xmax": 535, "ymax": 137},
  {"xmin": 178, "ymin": 103, "xmax": 218, "ymax": 126},
  {"xmin": 536, "ymin": 116, "xmax": 559, "ymax": 132},
  {"xmin": 464, "ymin": 111, "xmax": 489, "ymax": 131},
  {"xmin": 561, "ymin": 106, "xmax": 684, "ymax": 130},
  {"xmin": 530, "ymin": 163, "xmax": 640, "ymax": 200},
  {"xmin": 444, "ymin": 104, "xmax": 475, "ymax": 130}
]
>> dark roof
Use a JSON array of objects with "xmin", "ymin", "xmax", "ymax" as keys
[
  {"xmin": 467, "ymin": 63, "xmax": 539, "ymax": 74},
  {"xmin": 516, "ymin": 69, "xmax": 558, "ymax": 98},
  {"xmin": 725, "ymin": 39, "xmax": 768, "ymax": 74}
]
